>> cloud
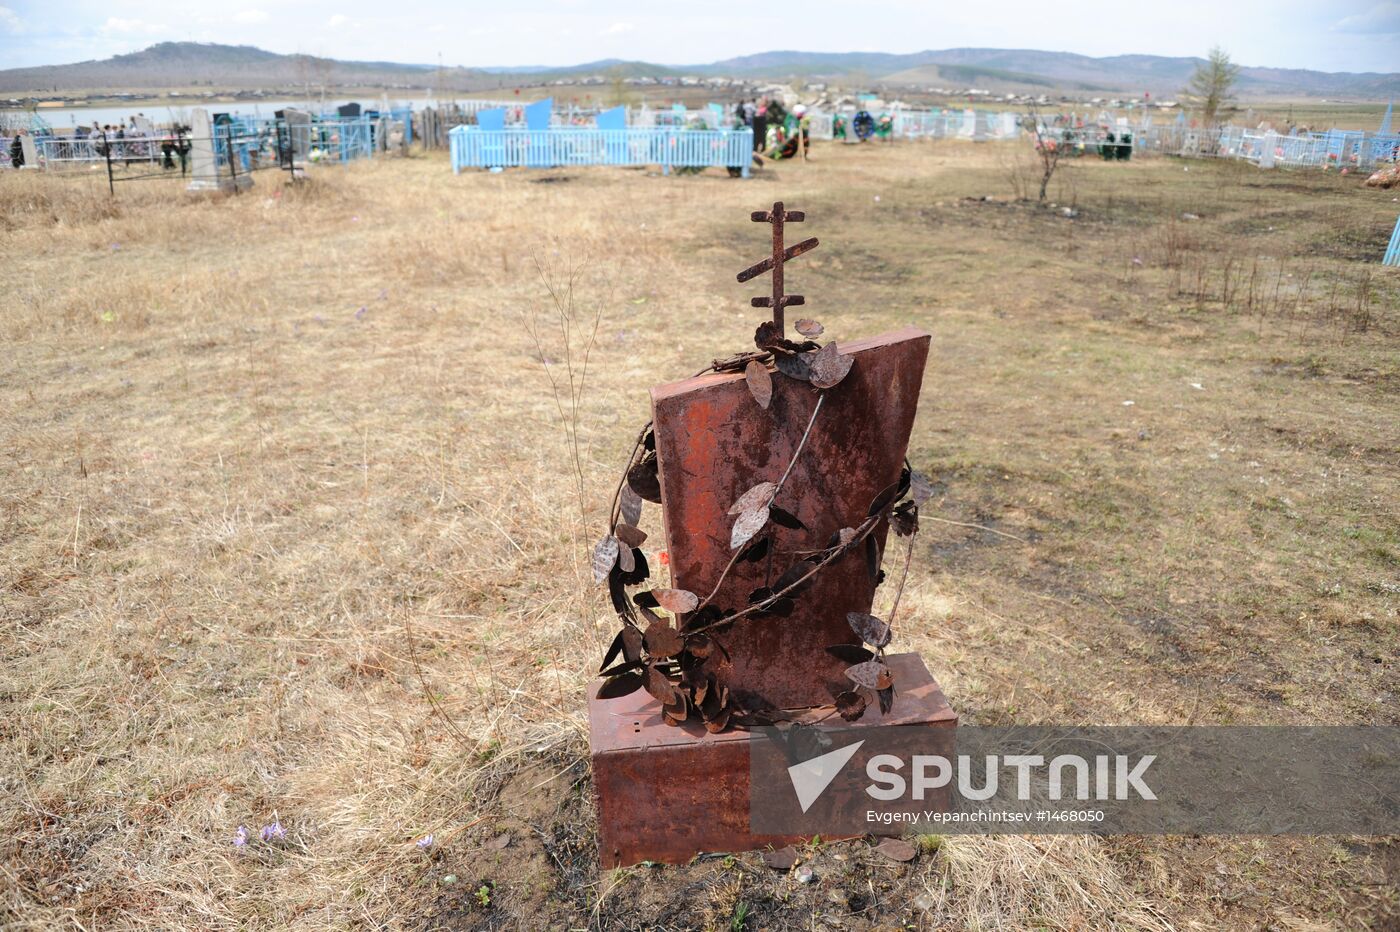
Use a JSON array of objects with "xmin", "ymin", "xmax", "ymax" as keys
[
  {"xmin": 601, "ymin": 22, "xmax": 634, "ymax": 35},
  {"xmin": 327, "ymin": 13, "xmax": 349, "ymax": 27},
  {"xmin": 0, "ymin": 5, "xmax": 22, "ymax": 33},
  {"xmin": 100, "ymin": 17, "xmax": 168, "ymax": 35},
  {"xmin": 234, "ymin": 9, "xmax": 270, "ymax": 24},
  {"xmin": 1332, "ymin": 2, "xmax": 1400, "ymax": 34}
]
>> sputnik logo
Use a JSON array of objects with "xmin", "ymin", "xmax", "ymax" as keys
[{"xmin": 787, "ymin": 740, "xmax": 865, "ymax": 813}]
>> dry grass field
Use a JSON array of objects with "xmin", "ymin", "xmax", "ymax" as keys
[{"xmin": 2, "ymin": 140, "xmax": 1398, "ymax": 930}]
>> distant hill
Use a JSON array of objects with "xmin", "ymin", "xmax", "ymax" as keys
[
  {"xmin": 3, "ymin": 42, "xmax": 1397, "ymax": 99},
  {"xmin": 696, "ymin": 48, "xmax": 1400, "ymax": 97},
  {"xmin": 0, "ymin": 42, "xmax": 478, "ymax": 92}
]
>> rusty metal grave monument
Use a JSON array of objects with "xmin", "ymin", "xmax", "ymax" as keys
[{"xmin": 587, "ymin": 202, "xmax": 957, "ymax": 867}]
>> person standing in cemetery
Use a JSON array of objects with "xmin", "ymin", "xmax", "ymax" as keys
[
  {"xmin": 9, "ymin": 131, "xmax": 23, "ymax": 169},
  {"xmin": 752, "ymin": 104, "xmax": 767, "ymax": 153}
]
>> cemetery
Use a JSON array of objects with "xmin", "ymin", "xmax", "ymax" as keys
[
  {"xmin": 2, "ymin": 13, "xmax": 1400, "ymax": 919},
  {"xmin": 4, "ymin": 124, "xmax": 1397, "ymax": 926}
]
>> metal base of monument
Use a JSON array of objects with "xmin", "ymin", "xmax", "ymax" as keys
[{"xmin": 589, "ymin": 652, "xmax": 957, "ymax": 868}]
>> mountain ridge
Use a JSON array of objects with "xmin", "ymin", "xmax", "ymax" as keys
[{"xmin": 3, "ymin": 41, "xmax": 1397, "ymax": 98}]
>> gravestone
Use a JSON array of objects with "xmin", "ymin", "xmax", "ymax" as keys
[
  {"xmin": 476, "ymin": 108, "xmax": 506, "ymax": 132},
  {"xmin": 282, "ymin": 108, "xmax": 312, "ymax": 165},
  {"xmin": 1259, "ymin": 131, "xmax": 1277, "ymax": 169},
  {"xmin": 19, "ymin": 133, "xmax": 38, "ymax": 169},
  {"xmin": 524, "ymin": 97, "xmax": 553, "ymax": 131},
  {"xmin": 596, "ymin": 106, "xmax": 627, "ymax": 132},
  {"xmin": 186, "ymin": 108, "xmax": 251, "ymax": 193},
  {"xmin": 588, "ymin": 202, "xmax": 957, "ymax": 867}
]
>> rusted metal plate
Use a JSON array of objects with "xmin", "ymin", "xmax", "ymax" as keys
[
  {"xmin": 649, "ymin": 326, "xmax": 931, "ymax": 712},
  {"xmin": 590, "ymin": 652, "xmax": 956, "ymax": 868}
]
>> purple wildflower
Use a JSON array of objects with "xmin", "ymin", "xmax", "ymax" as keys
[
  {"xmin": 232, "ymin": 825, "xmax": 248, "ymax": 847},
  {"xmin": 355, "ymin": 306, "xmax": 367, "ymax": 320},
  {"xmin": 260, "ymin": 820, "xmax": 286, "ymax": 842},
  {"xmin": 416, "ymin": 834, "xmax": 434, "ymax": 851}
]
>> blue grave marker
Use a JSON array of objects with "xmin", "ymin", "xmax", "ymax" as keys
[
  {"xmin": 525, "ymin": 97, "xmax": 553, "ymax": 131},
  {"xmin": 524, "ymin": 98, "xmax": 553, "ymax": 166},
  {"xmin": 1385, "ymin": 216, "xmax": 1400, "ymax": 267},
  {"xmin": 596, "ymin": 106, "xmax": 627, "ymax": 131}
]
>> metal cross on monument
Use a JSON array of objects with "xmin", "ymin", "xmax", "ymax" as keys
[{"xmin": 736, "ymin": 201, "xmax": 820, "ymax": 338}]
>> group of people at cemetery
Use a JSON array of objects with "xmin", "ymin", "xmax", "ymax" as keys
[{"xmin": 733, "ymin": 97, "xmax": 811, "ymax": 160}]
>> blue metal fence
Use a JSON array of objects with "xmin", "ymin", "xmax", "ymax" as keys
[{"xmin": 449, "ymin": 125, "xmax": 753, "ymax": 176}]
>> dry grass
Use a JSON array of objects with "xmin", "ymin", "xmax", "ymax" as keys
[{"xmin": 2, "ymin": 141, "xmax": 1397, "ymax": 930}]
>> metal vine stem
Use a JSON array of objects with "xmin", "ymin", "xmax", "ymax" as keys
[{"xmin": 694, "ymin": 393, "xmax": 826, "ymax": 611}]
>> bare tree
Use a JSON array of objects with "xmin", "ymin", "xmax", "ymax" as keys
[
  {"xmin": 1020, "ymin": 102, "xmax": 1063, "ymax": 204},
  {"xmin": 313, "ymin": 56, "xmax": 335, "ymax": 113},
  {"xmin": 1186, "ymin": 46, "xmax": 1240, "ymax": 126}
]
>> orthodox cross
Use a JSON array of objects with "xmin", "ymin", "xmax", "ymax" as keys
[{"xmin": 736, "ymin": 201, "xmax": 820, "ymax": 339}]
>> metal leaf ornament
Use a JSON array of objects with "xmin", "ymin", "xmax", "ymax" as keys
[
  {"xmin": 845, "ymin": 660, "xmax": 894, "ymax": 691},
  {"xmin": 775, "ymin": 353, "xmax": 811, "ymax": 382},
  {"xmin": 652, "ymin": 588, "xmax": 700, "ymax": 615},
  {"xmin": 643, "ymin": 618, "xmax": 683, "ymax": 659},
  {"xmin": 744, "ymin": 360, "xmax": 773, "ymax": 410},
  {"xmin": 592, "ymin": 535, "xmax": 619, "ymax": 584},
  {"xmin": 835, "ymin": 690, "xmax": 868, "ymax": 722},
  {"xmin": 619, "ymin": 483, "xmax": 644, "ymax": 527},
  {"xmin": 847, "ymin": 612, "xmax": 892, "ymax": 648},
  {"xmin": 626, "ymin": 454, "xmax": 663, "ymax": 503},
  {"xmin": 614, "ymin": 523, "xmax": 647, "ymax": 548},
  {"xmin": 730, "ymin": 507, "xmax": 769, "ymax": 550},
  {"xmin": 910, "ymin": 470, "xmax": 934, "ymax": 506},
  {"xmin": 728, "ymin": 481, "xmax": 777, "ymax": 515},
  {"xmin": 596, "ymin": 672, "xmax": 644, "ymax": 699},
  {"xmin": 808, "ymin": 341, "xmax": 854, "ymax": 390}
]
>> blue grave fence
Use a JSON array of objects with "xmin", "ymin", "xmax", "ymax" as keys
[
  {"xmin": 31, "ymin": 108, "xmax": 414, "ymax": 171},
  {"xmin": 450, "ymin": 125, "xmax": 753, "ymax": 176},
  {"xmin": 1384, "ymin": 216, "xmax": 1400, "ymax": 267}
]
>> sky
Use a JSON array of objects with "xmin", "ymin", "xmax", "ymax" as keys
[{"xmin": 1, "ymin": 0, "xmax": 1398, "ymax": 73}]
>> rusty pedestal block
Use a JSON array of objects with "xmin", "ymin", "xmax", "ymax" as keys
[
  {"xmin": 590, "ymin": 653, "xmax": 957, "ymax": 867},
  {"xmin": 650, "ymin": 326, "xmax": 932, "ymax": 712}
]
